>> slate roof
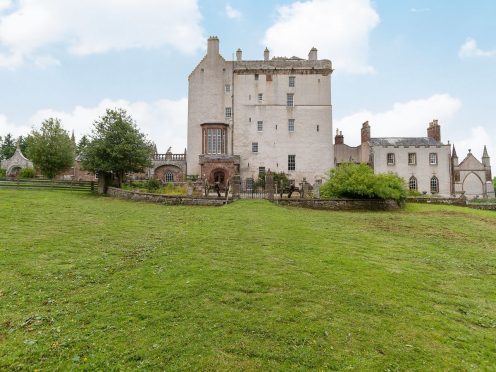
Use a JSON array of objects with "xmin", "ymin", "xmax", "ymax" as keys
[{"xmin": 369, "ymin": 137, "xmax": 442, "ymax": 146}]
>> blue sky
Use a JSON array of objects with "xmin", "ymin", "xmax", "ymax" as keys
[{"xmin": 0, "ymin": 0, "xmax": 495, "ymax": 166}]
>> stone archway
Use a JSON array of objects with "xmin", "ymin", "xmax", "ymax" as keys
[
  {"xmin": 211, "ymin": 169, "xmax": 226, "ymax": 186},
  {"xmin": 462, "ymin": 172, "xmax": 484, "ymax": 197},
  {"xmin": 7, "ymin": 166, "xmax": 22, "ymax": 177}
]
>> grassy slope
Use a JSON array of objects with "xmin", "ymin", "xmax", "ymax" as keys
[{"xmin": 0, "ymin": 191, "xmax": 495, "ymax": 370}]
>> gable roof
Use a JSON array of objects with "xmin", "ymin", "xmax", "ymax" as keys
[
  {"xmin": 457, "ymin": 152, "xmax": 485, "ymax": 170},
  {"xmin": 369, "ymin": 137, "xmax": 442, "ymax": 147}
]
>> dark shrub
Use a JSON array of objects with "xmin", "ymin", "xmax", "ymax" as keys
[
  {"xmin": 19, "ymin": 168, "xmax": 35, "ymax": 178},
  {"xmin": 146, "ymin": 178, "xmax": 161, "ymax": 193}
]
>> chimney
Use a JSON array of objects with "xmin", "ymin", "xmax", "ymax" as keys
[
  {"xmin": 236, "ymin": 48, "xmax": 242, "ymax": 61},
  {"xmin": 335, "ymin": 129, "xmax": 344, "ymax": 145},
  {"xmin": 264, "ymin": 47, "xmax": 270, "ymax": 61},
  {"xmin": 308, "ymin": 47, "xmax": 318, "ymax": 61},
  {"xmin": 427, "ymin": 119, "xmax": 441, "ymax": 142},
  {"xmin": 361, "ymin": 121, "xmax": 370, "ymax": 144},
  {"xmin": 207, "ymin": 36, "xmax": 219, "ymax": 56}
]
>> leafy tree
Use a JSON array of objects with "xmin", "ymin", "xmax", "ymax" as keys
[
  {"xmin": 19, "ymin": 168, "xmax": 35, "ymax": 178},
  {"xmin": 0, "ymin": 133, "xmax": 16, "ymax": 160},
  {"xmin": 81, "ymin": 108, "xmax": 152, "ymax": 187},
  {"xmin": 26, "ymin": 118, "xmax": 75, "ymax": 179},
  {"xmin": 320, "ymin": 163, "xmax": 406, "ymax": 202},
  {"xmin": 76, "ymin": 135, "xmax": 90, "ymax": 156}
]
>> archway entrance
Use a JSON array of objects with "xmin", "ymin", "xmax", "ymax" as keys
[
  {"xmin": 213, "ymin": 170, "xmax": 225, "ymax": 186},
  {"xmin": 7, "ymin": 166, "xmax": 22, "ymax": 177}
]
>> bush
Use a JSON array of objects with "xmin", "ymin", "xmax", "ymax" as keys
[
  {"xmin": 0, "ymin": 168, "xmax": 6, "ymax": 177},
  {"xmin": 19, "ymin": 168, "xmax": 35, "ymax": 178},
  {"xmin": 320, "ymin": 163, "xmax": 407, "ymax": 202},
  {"xmin": 146, "ymin": 178, "xmax": 162, "ymax": 193}
]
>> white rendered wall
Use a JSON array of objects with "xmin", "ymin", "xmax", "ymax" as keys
[
  {"xmin": 233, "ymin": 72, "xmax": 333, "ymax": 183},
  {"xmin": 372, "ymin": 145, "xmax": 452, "ymax": 196}
]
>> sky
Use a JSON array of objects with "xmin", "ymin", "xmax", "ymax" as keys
[{"xmin": 0, "ymin": 0, "xmax": 495, "ymax": 168}]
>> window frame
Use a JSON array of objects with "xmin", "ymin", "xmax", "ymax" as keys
[
  {"xmin": 430, "ymin": 176, "xmax": 439, "ymax": 194},
  {"xmin": 165, "ymin": 171, "xmax": 174, "ymax": 183},
  {"xmin": 257, "ymin": 121, "xmax": 263, "ymax": 132},
  {"xmin": 258, "ymin": 93, "xmax": 263, "ymax": 102},
  {"xmin": 429, "ymin": 153, "xmax": 438, "ymax": 165},
  {"xmin": 225, "ymin": 107, "xmax": 232, "ymax": 118},
  {"xmin": 287, "ymin": 93, "xmax": 294, "ymax": 107},
  {"xmin": 254, "ymin": 74, "xmax": 259, "ymax": 81},
  {"xmin": 408, "ymin": 176, "xmax": 417, "ymax": 191},
  {"xmin": 252, "ymin": 142, "xmax": 259, "ymax": 153},
  {"xmin": 387, "ymin": 153, "xmax": 395, "ymax": 165},
  {"xmin": 288, "ymin": 154, "xmax": 296, "ymax": 171},
  {"xmin": 408, "ymin": 153, "xmax": 417, "ymax": 165},
  {"xmin": 225, "ymin": 84, "xmax": 231, "ymax": 93},
  {"xmin": 289, "ymin": 76, "xmax": 295, "ymax": 87},
  {"xmin": 288, "ymin": 119, "xmax": 295, "ymax": 132}
]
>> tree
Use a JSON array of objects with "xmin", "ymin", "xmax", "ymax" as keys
[
  {"xmin": 493, "ymin": 177, "xmax": 496, "ymax": 193},
  {"xmin": 0, "ymin": 133, "xmax": 16, "ymax": 160},
  {"xmin": 320, "ymin": 163, "xmax": 407, "ymax": 202},
  {"xmin": 26, "ymin": 118, "xmax": 75, "ymax": 179},
  {"xmin": 76, "ymin": 135, "xmax": 90, "ymax": 156},
  {"xmin": 81, "ymin": 108, "xmax": 152, "ymax": 187}
]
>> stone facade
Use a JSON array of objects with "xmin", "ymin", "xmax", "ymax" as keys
[
  {"xmin": 187, "ymin": 36, "xmax": 333, "ymax": 186},
  {"xmin": 334, "ymin": 120, "xmax": 494, "ymax": 198},
  {"xmin": 0, "ymin": 145, "xmax": 33, "ymax": 176},
  {"xmin": 452, "ymin": 146, "xmax": 494, "ymax": 198}
]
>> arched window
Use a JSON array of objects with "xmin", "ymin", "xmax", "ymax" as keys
[
  {"xmin": 409, "ymin": 176, "xmax": 417, "ymax": 191},
  {"xmin": 430, "ymin": 176, "xmax": 439, "ymax": 194},
  {"xmin": 165, "ymin": 171, "xmax": 174, "ymax": 183}
]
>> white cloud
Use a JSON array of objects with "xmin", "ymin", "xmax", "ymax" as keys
[
  {"xmin": 262, "ymin": 0, "xmax": 380, "ymax": 74},
  {"xmin": 459, "ymin": 38, "xmax": 496, "ymax": 58},
  {"xmin": 1, "ymin": 98, "xmax": 188, "ymax": 153},
  {"xmin": 0, "ymin": 0, "xmax": 12, "ymax": 11},
  {"xmin": 334, "ymin": 94, "xmax": 462, "ymax": 146},
  {"xmin": 225, "ymin": 4, "xmax": 242, "ymax": 19},
  {"xmin": 0, "ymin": 0, "xmax": 205, "ymax": 68},
  {"xmin": 453, "ymin": 126, "xmax": 494, "ymax": 166}
]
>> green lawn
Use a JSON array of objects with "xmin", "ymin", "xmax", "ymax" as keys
[{"xmin": 1, "ymin": 190, "xmax": 495, "ymax": 370}]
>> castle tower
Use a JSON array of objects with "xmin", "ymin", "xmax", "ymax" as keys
[
  {"xmin": 452, "ymin": 145, "xmax": 459, "ymax": 167},
  {"xmin": 361, "ymin": 121, "xmax": 370, "ymax": 143}
]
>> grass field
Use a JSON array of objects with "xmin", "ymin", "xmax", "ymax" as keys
[{"xmin": 1, "ymin": 190, "xmax": 495, "ymax": 370}]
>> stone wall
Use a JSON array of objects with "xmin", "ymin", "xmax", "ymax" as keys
[
  {"xmin": 107, "ymin": 187, "xmax": 230, "ymax": 206},
  {"xmin": 406, "ymin": 197, "xmax": 467, "ymax": 206},
  {"xmin": 272, "ymin": 198, "xmax": 402, "ymax": 211}
]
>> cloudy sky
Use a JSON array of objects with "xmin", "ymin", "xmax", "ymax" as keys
[{"xmin": 0, "ymin": 0, "xmax": 495, "ymax": 166}]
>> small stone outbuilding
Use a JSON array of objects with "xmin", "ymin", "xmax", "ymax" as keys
[{"xmin": 0, "ymin": 143, "xmax": 34, "ymax": 176}]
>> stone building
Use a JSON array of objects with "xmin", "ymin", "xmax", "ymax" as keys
[
  {"xmin": 452, "ymin": 146, "xmax": 494, "ymax": 198},
  {"xmin": 187, "ymin": 36, "xmax": 333, "ymax": 187},
  {"xmin": 0, "ymin": 141, "xmax": 33, "ymax": 176},
  {"xmin": 335, "ymin": 120, "xmax": 453, "ymax": 196}
]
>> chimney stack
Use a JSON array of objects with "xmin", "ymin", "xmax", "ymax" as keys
[
  {"xmin": 236, "ymin": 48, "xmax": 242, "ymax": 61},
  {"xmin": 264, "ymin": 47, "xmax": 270, "ymax": 61},
  {"xmin": 427, "ymin": 119, "xmax": 441, "ymax": 142},
  {"xmin": 361, "ymin": 121, "xmax": 370, "ymax": 144},
  {"xmin": 207, "ymin": 36, "xmax": 219, "ymax": 57},
  {"xmin": 335, "ymin": 129, "xmax": 344, "ymax": 145},
  {"xmin": 308, "ymin": 47, "xmax": 318, "ymax": 61}
]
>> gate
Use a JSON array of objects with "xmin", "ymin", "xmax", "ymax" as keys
[{"xmin": 239, "ymin": 179, "xmax": 267, "ymax": 199}]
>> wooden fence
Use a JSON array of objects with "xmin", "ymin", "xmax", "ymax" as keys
[{"xmin": 0, "ymin": 178, "xmax": 95, "ymax": 192}]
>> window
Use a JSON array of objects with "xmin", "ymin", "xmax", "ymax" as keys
[
  {"xmin": 254, "ymin": 74, "xmax": 259, "ymax": 81},
  {"xmin": 205, "ymin": 128, "xmax": 226, "ymax": 155},
  {"xmin": 266, "ymin": 74, "xmax": 272, "ymax": 82},
  {"xmin": 287, "ymin": 93, "xmax": 294, "ymax": 107},
  {"xmin": 409, "ymin": 176, "xmax": 417, "ymax": 191},
  {"xmin": 225, "ymin": 84, "xmax": 231, "ymax": 93},
  {"xmin": 316, "ymin": 125, "xmax": 319, "ymax": 132},
  {"xmin": 430, "ymin": 176, "xmax": 439, "ymax": 193},
  {"xmin": 258, "ymin": 93, "xmax": 263, "ymax": 102},
  {"xmin": 288, "ymin": 155, "xmax": 296, "ymax": 171},
  {"xmin": 408, "ymin": 153, "xmax": 417, "ymax": 165},
  {"xmin": 225, "ymin": 107, "xmax": 232, "ymax": 118},
  {"xmin": 257, "ymin": 121, "xmax": 263, "ymax": 132},
  {"xmin": 387, "ymin": 153, "xmax": 395, "ymax": 165},
  {"xmin": 289, "ymin": 76, "xmax": 295, "ymax": 87},
  {"xmin": 252, "ymin": 142, "xmax": 258, "ymax": 153},
  {"xmin": 165, "ymin": 171, "xmax": 174, "ymax": 183},
  {"xmin": 259, "ymin": 167, "xmax": 266, "ymax": 176},
  {"xmin": 288, "ymin": 119, "xmax": 295, "ymax": 132},
  {"xmin": 429, "ymin": 153, "xmax": 438, "ymax": 165}
]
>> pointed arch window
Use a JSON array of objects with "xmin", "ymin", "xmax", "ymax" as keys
[
  {"xmin": 430, "ymin": 176, "xmax": 439, "ymax": 194},
  {"xmin": 409, "ymin": 176, "xmax": 418, "ymax": 191}
]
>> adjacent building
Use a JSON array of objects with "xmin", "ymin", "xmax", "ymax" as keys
[
  {"xmin": 335, "ymin": 120, "xmax": 493, "ymax": 198},
  {"xmin": 187, "ymin": 36, "xmax": 334, "ymax": 186}
]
